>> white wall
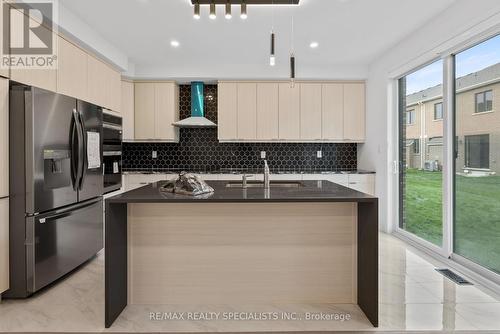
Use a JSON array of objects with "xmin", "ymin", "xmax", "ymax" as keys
[
  {"xmin": 359, "ymin": 0, "xmax": 500, "ymax": 232},
  {"xmin": 57, "ymin": 2, "xmax": 130, "ymax": 71}
]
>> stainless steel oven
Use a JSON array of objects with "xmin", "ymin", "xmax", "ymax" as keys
[{"xmin": 103, "ymin": 110, "xmax": 122, "ymax": 194}]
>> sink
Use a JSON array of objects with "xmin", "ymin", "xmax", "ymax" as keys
[{"xmin": 225, "ymin": 181, "xmax": 304, "ymax": 188}]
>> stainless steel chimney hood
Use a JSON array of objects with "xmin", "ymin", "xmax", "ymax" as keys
[{"xmin": 172, "ymin": 82, "xmax": 217, "ymax": 128}]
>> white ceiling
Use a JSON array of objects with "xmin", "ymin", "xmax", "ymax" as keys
[{"xmin": 60, "ymin": 0, "xmax": 456, "ymax": 80}]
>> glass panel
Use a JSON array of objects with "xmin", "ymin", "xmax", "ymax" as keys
[
  {"xmin": 454, "ymin": 34, "xmax": 500, "ymax": 274},
  {"xmin": 399, "ymin": 60, "xmax": 444, "ymax": 246}
]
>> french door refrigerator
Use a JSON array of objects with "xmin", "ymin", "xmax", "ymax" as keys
[{"xmin": 6, "ymin": 84, "xmax": 104, "ymax": 298}]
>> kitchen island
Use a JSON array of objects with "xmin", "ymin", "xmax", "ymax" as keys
[{"xmin": 105, "ymin": 180, "xmax": 378, "ymax": 329}]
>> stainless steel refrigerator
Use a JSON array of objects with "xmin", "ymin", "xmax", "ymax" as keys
[{"xmin": 6, "ymin": 84, "xmax": 104, "ymax": 298}]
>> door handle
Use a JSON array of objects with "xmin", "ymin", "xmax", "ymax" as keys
[
  {"xmin": 71, "ymin": 110, "xmax": 83, "ymax": 190},
  {"xmin": 73, "ymin": 109, "xmax": 85, "ymax": 190}
]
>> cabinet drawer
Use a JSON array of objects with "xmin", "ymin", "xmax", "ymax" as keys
[{"xmin": 347, "ymin": 174, "xmax": 375, "ymax": 184}]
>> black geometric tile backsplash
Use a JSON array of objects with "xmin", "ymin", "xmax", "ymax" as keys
[{"xmin": 122, "ymin": 84, "xmax": 357, "ymax": 172}]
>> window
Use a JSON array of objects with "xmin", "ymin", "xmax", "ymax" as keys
[
  {"xmin": 464, "ymin": 134, "xmax": 490, "ymax": 169},
  {"xmin": 406, "ymin": 109, "xmax": 416, "ymax": 124},
  {"xmin": 434, "ymin": 102, "xmax": 443, "ymax": 120},
  {"xmin": 475, "ymin": 90, "xmax": 493, "ymax": 113},
  {"xmin": 413, "ymin": 139, "xmax": 420, "ymax": 154}
]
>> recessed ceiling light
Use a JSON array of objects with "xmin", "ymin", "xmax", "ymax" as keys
[
  {"xmin": 170, "ymin": 40, "xmax": 180, "ymax": 48},
  {"xmin": 310, "ymin": 42, "xmax": 319, "ymax": 49}
]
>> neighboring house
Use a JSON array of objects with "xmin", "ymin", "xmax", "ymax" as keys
[{"xmin": 405, "ymin": 62, "xmax": 500, "ymax": 174}]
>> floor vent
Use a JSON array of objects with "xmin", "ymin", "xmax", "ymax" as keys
[{"xmin": 435, "ymin": 268, "xmax": 473, "ymax": 285}]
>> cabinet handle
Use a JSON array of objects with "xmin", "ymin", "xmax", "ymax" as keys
[{"xmin": 349, "ymin": 182, "xmax": 358, "ymax": 185}]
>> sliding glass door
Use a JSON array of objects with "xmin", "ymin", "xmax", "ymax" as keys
[
  {"xmin": 397, "ymin": 34, "xmax": 500, "ymax": 277},
  {"xmin": 399, "ymin": 60, "xmax": 444, "ymax": 247},
  {"xmin": 454, "ymin": 35, "xmax": 500, "ymax": 274}
]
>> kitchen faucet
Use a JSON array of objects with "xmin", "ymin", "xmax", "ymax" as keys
[{"xmin": 264, "ymin": 160, "xmax": 270, "ymax": 189}]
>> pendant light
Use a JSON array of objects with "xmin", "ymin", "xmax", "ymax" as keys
[
  {"xmin": 193, "ymin": 1, "xmax": 200, "ymax": 19},
  {"xmin": 209, "ymin": 1, "xmax": 216, "ymax": 19},
  {"xmin": 225, "ymin": 1, "xmax": 232, "ymax": 19},
  {"xmin": 290, "ymin": 14, "xmax": 296, "ymax": 87},
  {"xmin": 240, "ymin": 1, "xmax": 248, "ymax": 19},
  {"xmin": 269, "ymin": 1, "xmax": 276, "ymax": 66}
]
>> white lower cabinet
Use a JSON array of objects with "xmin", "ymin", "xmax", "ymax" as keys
[
  {"xmin": 0, "ymin": 197, "xmax": 9, "ymax": 295},
  {"xmin": 347, "ymin": 174, "xmax": 375, "ymax": 196}
]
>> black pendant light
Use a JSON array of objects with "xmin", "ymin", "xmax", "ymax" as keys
[
  {"xmin": 290, "ymin": 14, "xmax": 295, "ymax": 87},
  {"xmin": 270, "ymin": 1, "xmax": 276, "ymax": 66}
]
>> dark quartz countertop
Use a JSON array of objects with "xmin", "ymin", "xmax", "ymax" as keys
[
  {"xmin": 122, "ymin": 169, "xmax": 375, "ymax": 175},
  {"xmin": 106, "ymin": 180, "xmax": 377, "ymax": 204}
]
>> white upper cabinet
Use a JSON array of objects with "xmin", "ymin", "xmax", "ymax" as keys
[
  {"xmin": 134, "ymin": 82, "xmax": 155, "ymax": 140},
  {"xmin": 237, "ymin": 83, "xmax": 257, "ymax": 140},
  {"xmin": 85, "ymin": 55, "xmax": 121, "ymax": 112},
  {"xmin": 57, "ymin": 36, "xmax": 88, "ymax": 101},
  {"xmin": 87, "ymin": 55, "xmax": 108, "ymax": 107},
  {"xmin": 343, "ymin": 83, "xmax": 366, "ymax": 142},
  {"xmin": 218, "ymin": 81, "xmax": 365, "ymax": 142},
  {"xmin": 279, "ymin": 83, "xmax": 301, "ymax": 140},
  {"xmin": 134, "ymin": 82, "xmax": 179, "ymax": 141},
  {"xmin": 218, "ymin": 82, "xmax": 238, "ymax": 140},
  {"xmin": 121, "ymin": 80, "xmax": 135, "ymax": 140},
  {"xmin": 257, "ymin": 83, "xmax": 279, "ymax": 140},
  {"xmin": 322, "ymin": 83, "xmax": 344, "ymax": 140},
  {"xmin": 0, "ymin": 78, "xmax": 8, "ymax": 198},
  {"xmin": 154, "ymin": 83, "xmax": 178, "ymax": 141},
  {"xmin": 300, "ymin": 83, "xmax": 323, "ymax": 140}
]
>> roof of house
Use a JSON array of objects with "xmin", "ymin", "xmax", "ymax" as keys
[{"xmin": 406, "ymin": 62, "xmax": 500, "ymax": 106}]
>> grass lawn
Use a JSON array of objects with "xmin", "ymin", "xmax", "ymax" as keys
[{"xmin": 404, "ymin": 169, "xmax": 500, "ymax": 274}]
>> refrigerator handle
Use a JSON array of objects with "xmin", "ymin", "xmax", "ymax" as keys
[
  {"xmin": 72, "ymin": 109, "xmax": 85, "ymax": 190},
  {"xmin": 71, "ymin": 110, "xmax": 80, "ymax": 190},
  {"xmin": 76, "ymin": 110, "xmax": 87, "ymax": 190}
]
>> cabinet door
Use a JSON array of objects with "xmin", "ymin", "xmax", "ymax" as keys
[
  {"xmin": 344, "ymin": 83, "xmax": 365, "ymax": 142},
  {"xmin": 87, "ymin": 55, "xmax": 108, "ymax": 107},
  {"xmin": 121, "ymin": 80, "xmax": 135, "ymax": 140},
  {"xmin": 0, "ymin": 197, "xmax": 8, "ymax": 294},
  {"xmin": 57, "ymin": 37, "xmax": 88, "ymax": 100},
  {"xmin": 278, "ymin": 83, "xmax": 300, "ymax": 140},
  {"xmin": 300, "ymin": 83, "xmax": 322, "ymax": 140},
  {"xmin": 134, "ymin": 83, "xmax": 155, "ymax": 140},
  {"xmin": 322, "ymin": 83, "xmax": 344, "ymax": 140},
  {"xmin": 237, "ymin": 83, "xmax": 257, "ymax": 140},
  {"xmin": 0, "ymin": 78, "xmax": 7, "ymax": 197},
  {"xmin": 348, "ymin": 174, "xmax": 375, "ymax": 196},
  {"xmin": 106, "ymin": 66, "xmax": 121, "ymax": 112},
  {"xmin": 155, "ymin": 83, "xmax": 178, "ymax": 141},
  {"xmin": 9, "ymin": 14, "xmax": 57, "ymax": 91},
  {"xmin": 218, "ymin": 82, "xmax": 238, "ymax": 140},
  {"xmin": 257, "ymin": 83, "xmax": 279, "ymax": 140}
]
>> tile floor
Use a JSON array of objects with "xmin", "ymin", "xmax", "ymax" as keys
[{"xmin": 0, "ymin": 232, "xmax": 499, "ymax": 332}]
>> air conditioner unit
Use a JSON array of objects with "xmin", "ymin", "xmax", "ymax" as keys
[{"xmin": 424, "ymin": 160, "xmax": 439, "ymax": 172}]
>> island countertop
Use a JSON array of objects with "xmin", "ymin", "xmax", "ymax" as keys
[{"xmin": 106, "ymin": 180, "xmax": 377, "ymax": 203}]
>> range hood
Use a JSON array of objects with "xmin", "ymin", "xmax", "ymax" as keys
[{"xmin": 172, "ymin": 81, "xmax": 217, "ymax": 128}]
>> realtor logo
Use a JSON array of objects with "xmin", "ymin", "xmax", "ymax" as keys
[{"xmin": 1, "ymin": 0, "xmax": 58, "ymax": 69}]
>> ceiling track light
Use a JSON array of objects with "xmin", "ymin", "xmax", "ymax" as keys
[
  {"xmin": 225, "ymin": 1, "xmax": 232, "ymax": 19},
  {"xmin": 240, "ymin": 1, "xmax": 247, "ymax": 19},
  {"xmin": 193, "ymin": 1, "xmax": 200, "ymax": 19},
  {"xmin": 209, "ymin": 1, "xmax": 216, "ymax": 19}
]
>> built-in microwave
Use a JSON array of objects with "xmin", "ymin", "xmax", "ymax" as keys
[{"xmin": 103, "ymin": 110, "xmax": 122, "ymax": 194}]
